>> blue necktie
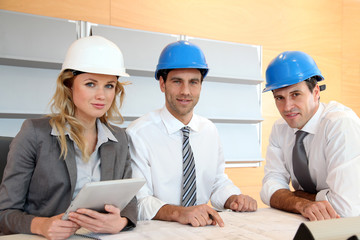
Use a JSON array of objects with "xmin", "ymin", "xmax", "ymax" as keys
[{"xmin": 181, "ymin": 126, "xmax": 197, "ymax": 207}]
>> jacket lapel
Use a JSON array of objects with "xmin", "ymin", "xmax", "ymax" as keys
[
  {"xmin": 64, "ymin": 138, "xmax": 77, "ymax": 197},
  {"xmin": 100, "ymin": 141, "xmax": 115, "ymax": 181}
]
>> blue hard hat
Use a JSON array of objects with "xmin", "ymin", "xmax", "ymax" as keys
[
  {"xmin": 155, "ymin": 40, "xmax": 209, "ymax": 80},
  {"xmin": 263, "ymin": 51, "xmax": 324, "ymax": 92}
]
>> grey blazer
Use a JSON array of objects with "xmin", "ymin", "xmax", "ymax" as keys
[{"xmin": 0, "ymin": 118, "xmax": 137, "ymax": 235}]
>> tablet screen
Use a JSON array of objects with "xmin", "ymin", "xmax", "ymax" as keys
[{"xmin": 62, "ymin": 178, "xmax": 145, "ymax": 220}]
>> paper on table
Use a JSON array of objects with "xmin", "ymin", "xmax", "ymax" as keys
[{"xmin": 78, "ymin": 208, "xmax": 306, "ymax": 240}]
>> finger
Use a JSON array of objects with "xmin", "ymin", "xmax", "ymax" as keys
[
  {"xmin": 105, "ymin": 205, "xmax": 120, "ymax": 215},
  {"xmin": 325, "ymin": 204, "xmax": 338, "ymax": 219},
  {"xmin": 52, "ymin": 217, "xmax": 79, "ymax": 229},
  {"xmin": 240, "ymin": 197, "xmax": 250, "ymax": 212},
  {"xmin": 312, "ymin": 208, "xmax": 325, "ymax": 221},
  {"xmin": 196, "ymin": 215, "xmax": 208, "ymax": 227},
  {"xmin": 250, "ymin": 200, "xmax": 258, "ymax": 211},
  {"xmin": 70, "ymin": 217, "xmax": 100, "ymax": 232},
  {"xmin": 235, "ymin": 197, "xmax": 245, "ymax": 212},
  {"xmin": 229, "ymin": 201, "xmax": 239, "ymax": 211},
  {"xmin": 319, "ymin": 207, "xmax": 331, "ymax": 220},
  {"xmin": 46, "ymin": 225, "xmax": 78, "ymax": 240},
  {"xmin": 302, "ymin": 206, "xmax": 317, "ymax": 221},
  {"xmin": 190, "ymin": 217, "xmax": 200, "ymax": 227},
  {"xmin": 208, "ymin": 209, "xmax": 224, "ymax": 227},
  {"xmin": 204, "ymin": 213, "xmax": 213, "ymax": 225},
  {"xmin": 60, "ymin": 222, "xmax": 80, "ymax": 230},
  {"xmin": 69, "ymin": 211, "xmax": 99, "ymax": 229},
  {"xmin": 62, "ymin": 219, "xmax": 81, "ymax": 228},
  {"xmin": 75, "ymin": 208, "xmax": 101, "ymax": 219},
  {"xmin": 306, "ymin": 211, "xmax": 317, "ymax": 221}
]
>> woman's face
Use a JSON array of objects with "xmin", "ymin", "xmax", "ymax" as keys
[{"xmin": 71, "ymin": 73, "xmax": 117, "ymax": 124}]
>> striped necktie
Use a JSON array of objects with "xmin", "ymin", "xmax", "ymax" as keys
[
  {"xmin": 181, "ymin": 126, "xmax": 197, "ymax": 207},
  {"xmin": 292, "ymin": 130, "xmax": 317, "ymax": 194}
]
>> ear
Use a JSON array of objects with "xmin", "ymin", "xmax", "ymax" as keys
[
  {"xmin": 159, "ymin": 76, "xmax": 166, "ymax": 93},
  {"xmin": 313, "ymin": 84, "xmax": 320, "ymax": 101}
]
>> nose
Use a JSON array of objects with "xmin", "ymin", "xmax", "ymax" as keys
[
  {"xmin": 95, "ymin": 87, "xmax": 106, "ymax": 100},
  {"xmin": 283, "ymin": 98, "xmax": 294, "ymax": 112},
  {"xmin": 180, "ymin": 82, "xmax": 191, "ymax": 95}
]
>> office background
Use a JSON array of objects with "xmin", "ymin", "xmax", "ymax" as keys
[{"xmin": 1, "ymin": 0, "xmax": 359, "ymax": 208}]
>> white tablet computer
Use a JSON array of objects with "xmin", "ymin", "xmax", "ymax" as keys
[{"xmin": 62, "ymin": 178, "xmax": 145, "ymax": 220}]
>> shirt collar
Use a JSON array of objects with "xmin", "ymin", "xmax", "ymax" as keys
[
  {"xmin": 51, "ymin": 119, "xmax": 118, "ymax": 143},
  {"xmin": 160, "ymin": 106, "xmax": 200, "ymax": 135},
  {"xmin": 96, "ymin": 119, "xmax": 118, "ymax": 144},
  {"xmin": 294, "ymin": 102, "xmax": 324, "ymax": 135}
]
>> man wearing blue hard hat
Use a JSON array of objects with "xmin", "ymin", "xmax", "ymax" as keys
[
  {"xmin": 127, "ymin": 40, "xmax": 257, "ymax": 227},
  {"xmin": 261, "ymin": 51, "xmax": 360, "ymax": 220}
]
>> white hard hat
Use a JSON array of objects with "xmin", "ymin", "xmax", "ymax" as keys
[{"xmin": 61, "ymin": 35, "xmax": 129, "ymax": 77}]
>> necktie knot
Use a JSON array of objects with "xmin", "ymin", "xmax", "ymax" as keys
[
  {"xmin": 182, "ymin": 126, "xmax": 190, "ymax": 138},
  {"xmin": 295, "ymin": 130, "xmax": 309, "ymax": 143}
]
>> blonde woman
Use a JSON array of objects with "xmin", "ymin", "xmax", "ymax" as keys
[{"xmin": 0, "ymin": 36, "xmax": 136, "ymax": 239}]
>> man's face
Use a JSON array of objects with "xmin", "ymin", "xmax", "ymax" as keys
[
  {"xmin": 273, "ymin": 81, "xmax": 320, "ymax": 129},
  {"xmin": 160, "ymin": 68, "xmax": 202, "ymax": 125}
]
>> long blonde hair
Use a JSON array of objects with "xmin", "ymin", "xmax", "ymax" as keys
[{"xmin": 48, "ymin": 70, "xmax": 126, "ymax": 161}]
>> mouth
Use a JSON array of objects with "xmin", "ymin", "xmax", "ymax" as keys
[
  {"xmin": 92, "ymin": 103, "xmax": 106, "ymax": 109},
  {"xmin": 177, "ymin": 98, "xmax": 192, "ymax": 105},
  {"xmin": 285, "ymin": 112, "xmax": 299, "ymax": 119}
]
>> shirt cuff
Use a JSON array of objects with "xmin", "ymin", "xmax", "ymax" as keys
[
  {"xmin": 138, "ymin": 196, "xmax": 167, "ymax": 220},
  {"xmin": 316, "ymin": 189, "xmax": 330, "ymax": 202},
  {"xmin": 260, "ymin": 179, "xmax": 290, "ymax": 206},
  {"xmin": 211, "ymin": 185, "xmax": 241, "ymax": 211}
]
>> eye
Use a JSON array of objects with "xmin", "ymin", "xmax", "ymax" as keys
[
  {"xmin": 274, "ymin": 96, "xmax": 283, "ymax": 101},
  {"xmin": 85, "ymin": 82, "xmax": 95, "ymax": 87},
  {"xmin": 105, "ymin": 84, "xmax": 115, "ymax": 89},
  {"xmin": 190, "ymin": 80, "xmax": 200, "ymax": 85}
]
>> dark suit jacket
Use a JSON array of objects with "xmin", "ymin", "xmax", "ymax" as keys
[{"xmin": 0, "ymin": 118, "xmax": 137, "ymax": 234}]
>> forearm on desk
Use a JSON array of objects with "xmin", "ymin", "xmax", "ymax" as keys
[
  {"xmin": 293, "ymin": 190, "xmax": 316, "ymax": 201},
  {"xmin": 153, "ymin": 204, "xmax": 181, "ymax": 222},
  {"xmin": 270, "ymin": 189, "xmax": 313, "ymax": 214}
]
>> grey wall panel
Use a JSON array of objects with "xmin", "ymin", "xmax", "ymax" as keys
[
  {"xmin": 190, "ymin": 38, "xmax": 262, "ymax": 83},
  {"xmin": 196, "ymin": 82, "xmax": 262, "ymax": 121},
  {"xmin": 216, "ymin": 123, "xmax": 262, "ymax": 163},
  {"xmin": 121, "ymin": 76, "xmax": 164, "ymax": 117},
  {"xmin": 92, "ymin": 25, "xmax": 177, "ymax": 74},
  {"xmin": 0, "ymin": 10, "xmax": 76, "ymax": 68},
  {"xmin": 0, "ymin": 65, "xmax": 57, "ymax": 114}
]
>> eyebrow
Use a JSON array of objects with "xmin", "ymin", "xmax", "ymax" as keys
[
  {"xmin": 170, "ymin": 77, "xmax": 183, "ymax": 81},
  {"xmin": 289, "ymin": 89, "xmax": 302, "ymax": 94},
  {"xmin": 84, "ymin": 78, "xmax": 117, "ymax": 84},
  {"xmin": 170, "ymin": 77, "xmax": 200, "ymax": 81},
  {"xmin": 273, "ymin": 89, "xmax": 302, "ymax": 98}
]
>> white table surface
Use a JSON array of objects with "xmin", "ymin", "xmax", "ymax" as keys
[{"xmin": 0, "ymin": 208, "xmax": 308, "ymax": 240}]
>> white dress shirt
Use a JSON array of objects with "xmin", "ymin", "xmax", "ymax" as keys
[
  {"xmin": 51, "ymin": 119, "xmax": 118, "ymax": 199},
  {"xmin": 261, "ymin": 101, "xmax": 360, "ymax": 217},
  {"xmin": 127, "ymin": 106, "xmax": 241, "ymax": 220}
]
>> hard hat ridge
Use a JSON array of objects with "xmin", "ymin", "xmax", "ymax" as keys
[
  {"xmin": 263, "ymin": 51, "xmax": 324, "ymax": 92},
  {"xmin": 61, "ymin": 35, "xmax": 129, "ymax": 77},
  {"xmin": 155, "ymin": 40, "xmax": 209, "ymax": 80}
]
